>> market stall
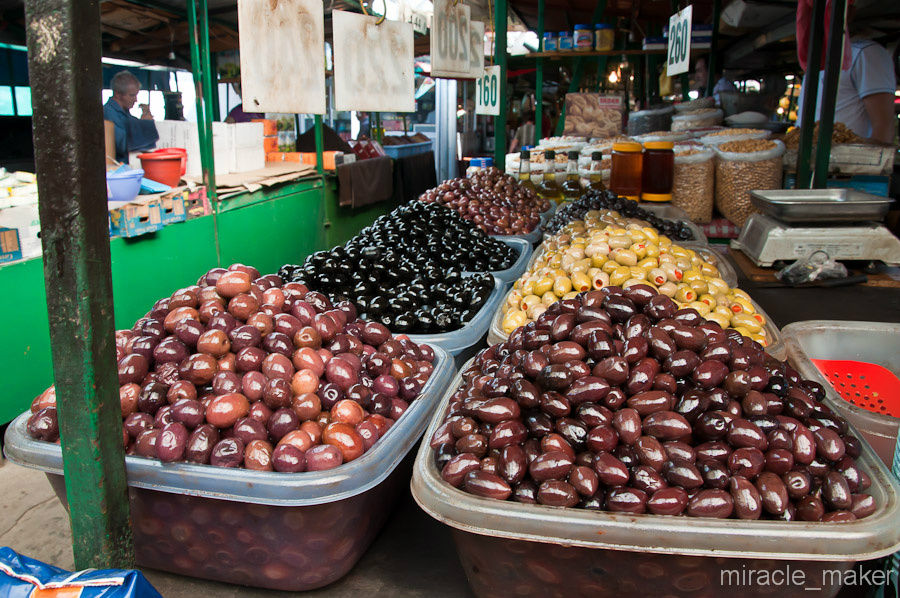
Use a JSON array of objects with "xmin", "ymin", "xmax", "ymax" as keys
[{"xmin": 1, "ymin": 0, "xmax": 900, "ymax": 597}]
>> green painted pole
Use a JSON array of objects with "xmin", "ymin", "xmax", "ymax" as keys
[
  {"xmin": 812, "ymin": 0, "xmax": 846, "ymax": 189},
  {"xmin": 535, "ymin": 0, "xmax": 544, "ymax": 146},
  {"xmin": 23, "ymin": 0, "xmax": 133, "ymax": 569},
  {"xmin": 210, "ymin": 51, "xmax": 221, "ymax": 121},
  {"xmin": 314, "ymin": 114, "xmax": 325, "ymax": 175},
  {"xmin": 198, "ymin": 0, "xmax": 218, "ymax": 200},
  {"xmin": 795, "ymin": 0, "xmax": 825, "ymax": 189},
  {"xmin": 493, "ymin": 0, "xmax": 508, "ymax": 169},
  {"xmin": 705, "ymin": 0, "xmax": 722, "ymax": 98}
]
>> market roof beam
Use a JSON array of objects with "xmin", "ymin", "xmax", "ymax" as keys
[{"xmin": 721, "ymin": 13, "xmax": 795, "ymax": 66}]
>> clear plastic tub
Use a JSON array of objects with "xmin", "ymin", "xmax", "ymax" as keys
[
  {"xmin": 3, "ymin": 347, "xmax": 454, "ymax": 591},
  {"xmin": 692, "ymin": 245, "xmax": 738, "ymax": 288},
  {"xmin": 464, "ymin": 237, "xmax": 532, "ymax": 285},
  {"xmin": 496, "ymin": 226, "xmax": 543, "ymax": 246},
  {"xmin": 783, "ymin": 320, "xmax": 900, "ymax": 467},
  {"xmin": 637, "ymin": 202, "xmax": 709, "ymax": 245},
  {"xmin": 411, "ymin": 363, "xmax": 900, "ymax": 598},
  {"xmin": 407, "ymin": 275, "xmax": 505, "ymax": 356}
]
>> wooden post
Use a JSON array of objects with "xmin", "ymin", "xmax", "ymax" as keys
[{"xmin": 23, "ymin": 0, "xmax": 134, "ymax": 569}]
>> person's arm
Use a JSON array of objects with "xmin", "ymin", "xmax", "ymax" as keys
[
  {"xmin": 862, "ymin": 93, "xmax": 896, "ymax": 144},
  {"xmin": 508, "ymin": 135, "xmax": 521, "ymax": 154}
]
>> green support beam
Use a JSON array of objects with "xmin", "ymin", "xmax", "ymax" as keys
[
  {"xmin": 23, "ymin": 0, "xmax": 133, "ymax": 569},
  {"xmin": 795, "ymin": 0, "xmax": 825, "ymax": 189},
  {"xmin": 314, "ymin": 114, "xmax": 325, "ymax": 175},
  {"xmin": 705, "ymin": 0, "xmax": 722, "ymax": 98},
  {"xmin": 534, "ymin": 0, "xmax": 544, "ymax": 146},
  {"xmin": 493, "ymin": 0, "xmax": 508, "ymax": 169},
  {"xmin": 812, "ymin": 0, "xmax": 846, "ymax": 189}
]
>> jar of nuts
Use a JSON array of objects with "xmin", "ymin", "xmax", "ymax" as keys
[
  {"xmin": 713, "ymin": 139, "xmax": 785, "ymax": 227},
  {"xmin": 672, "ymin": 145, "xmax": 715, "ymax": 223}
]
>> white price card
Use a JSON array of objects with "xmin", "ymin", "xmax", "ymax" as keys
[
  {"xmin": 475, "ymin": 65, "xmax": 501, "ymax": 116},
  {"xmin": 431, "ymin": 0, "xmax": 472, "ymax": 79},
  {"xmin": 333, "ymin": 11, "xmax": 415, "ymax": 112},
  {"xmin": 237, "ymin": 0, "xmax": 326, "ymax": 114},
  {"xmin": 468, "ymin": 21, "xmax": 485, "ymax": 78},
  {"xmin": 666, "ymin": 4, "xmax": 693, "ymax": 77}
]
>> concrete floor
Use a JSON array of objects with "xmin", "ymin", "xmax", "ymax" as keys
[{"xmin": 0, "ymin": 456, "xmax": 475, "ymax": 597}]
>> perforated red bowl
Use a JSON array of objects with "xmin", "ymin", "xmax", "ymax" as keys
[{"xmin": 812, "ymin": 359, "xmax": 900, "ymax": 418}]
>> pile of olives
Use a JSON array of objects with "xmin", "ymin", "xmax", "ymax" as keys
[
  {"xmin": 280, "ymin": 230, "xmax": 497, "ymax": 335},
  {"xmin": 420, "ymin": 168, "xmax": 550, "ymax": 236},
  {"xmin": 27, "ymin": 263, "xmax": 438, "ymax": 473},
  {"xmin": 545, "ymin": 189, "xmax": 696, "ymax": 241},
  {"xmin": 432, "ymin": 285, "xmax": 875, "ymax": 522}
]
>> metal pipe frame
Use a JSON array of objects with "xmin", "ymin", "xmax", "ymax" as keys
[
  {"xmin": 812, "ymin": 0, "xmax": 847, "ymax": 189},
  {"xmin": 794, "ymin": 0, "xmax": 825, "ymax": 189},
  {"xmin": 493, "ymin": 0, "xmax": 509, "ymax": 169}
]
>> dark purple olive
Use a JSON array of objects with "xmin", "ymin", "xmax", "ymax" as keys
[
  {"xmin": 138, "ymin": 382, "xmax": 168, "ymax": 415},
  {"xmin": 26, "ymin": 407, "xmax": 59, "ymax": 442},
  {"xmin": 267, "ymin": 408, "xmax": 299, "ymax": 441},
  {"xmin": 185, "ymin": 424, "xmax": 219, "ymax": 464},
  {"xmin": 464, "ymin": 470, "xmax": 512, "ymax": 500},
  {"xmin": 686, "ymin": 489, "xmax": 734, "ymax": 518},
  {"xmin": 156, "ymin": 422, "xmax": 189, "ymax": 462},
  {"xmin": 233, "ymin": 417, "xmax": 267, "ymax": 445},
  {"xmin": 729, "ymin": 475, "xmax": 762, "ymax": 520},
  {"xmin": 118, "ymin": 353, "xmax": 149, "ymax": 385},
  {"xmin": 537, "ymin": 480, "xmax": 580, "ymax": 507},
  {"xmin": 605, "ymin": 487, "xmax": 647, "ymax": 513},
  {"xmin": 272, "ymin": 444, "xmax": 307, "ymax": 473},
  {"xmin": 170, "ymin": 398, "xmax": 204, "ymax": 428},
  {"xmin": 210, "ymin": 437, "xmax": 245, "ymax": 468},
  {"xmin": 647, "ymin": 487, "xmax": 688, "ymax": 516}
]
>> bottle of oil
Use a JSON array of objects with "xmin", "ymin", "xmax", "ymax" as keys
[
  {"xmin": 561, "ymin": 150, "xmax": 583, "ymax": 201},
  {"xmin": 517, "ymin": 149, "xmax": 536, "ymax": 193},
  {"xmin": 537, "ymin": 150, "xmax": 564, "ymax": 204},
  {"xmin": 588, "ymin": 150, "xmax": 606, "ymax": 192}
]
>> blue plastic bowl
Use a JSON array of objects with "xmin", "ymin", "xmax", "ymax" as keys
[{"xmin": 106, "ymin": 168, "xmax": 144, "ymax": 203}]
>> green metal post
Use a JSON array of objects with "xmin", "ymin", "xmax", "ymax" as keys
[
  {"xmin": 812, "ymin": 0, "xmax": 846, "ymax": 189},
  {"xmin": 314, "ymin": 114, "xmax": 325, "ymax": 175},
  {"xmin": 705, "ymin": 0, "xmax": 722, "ymax": 98},
  {"xmin": 23, "ymin": 0, "xmax": 133, "ymax": 569},
  {"xmin": 210, "ymin": 51, "xmax": 221, "ymax": 121},
  {"xmin": 198, "ymin": 0, "xmax": 218, "ymax": 198},
  {"xmin": 795, "ymin": 0, "xmax": 825, "ymax": 189},
  {"xmin": 493, "ymin": 0, "xmax": 508, "ymax": 169},
  {"xmin": 535, "ymin": 0, "xmax": 544, "ymax": 146}
]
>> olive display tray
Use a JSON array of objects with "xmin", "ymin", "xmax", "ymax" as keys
[
  {"xmin": 407, "ymin": 275, "xmax": 505, "ymax": 357},
  {"xmin": 3, "ymin": 347, "xmax": 454, "ymax": 592},
  {"xmin": 486, "ymin": 287, "xmax": 784, "ymax": 360},
  {"xmin": 411, "ymin": 362, "xmax": 900, "ymax": 598},
  {"xmin": 463, "ymin": 237, "xmax": 533, "ymax": 285},
  {"xmin": 784, "ymin": 320, "xmax": 900, "ymax": 468}
]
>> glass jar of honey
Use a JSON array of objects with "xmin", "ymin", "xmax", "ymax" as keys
[
  {"xmin": 641, "ymin": 141, "xmax": 674, "ymax": 201},
  {"xmin": 610, "ymin": 141, "xmax": 643, "ymax": 200}
]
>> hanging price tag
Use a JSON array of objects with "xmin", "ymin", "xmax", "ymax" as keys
[
  {"xmin": 333, "ymin": 11, "xmax": 415, "ymax": 112},
  {"xmin": 431, "ymin": 0, "xmax": 471, "ymax": 78},
  {"xmin": 666, "ymin": 5, "xmax": 692, "ymax": 76},
  {"xmin": 475, "ymin": 65, "xmax": 501, "ymax": 116},
  {"xmin": 237, "ymin": 0, "xmax": 326, "ymax": 114}
]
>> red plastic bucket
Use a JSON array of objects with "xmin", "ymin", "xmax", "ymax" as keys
[{"xmin": 138, "ymin": 148, "xmax": 186, "ymax": 186}]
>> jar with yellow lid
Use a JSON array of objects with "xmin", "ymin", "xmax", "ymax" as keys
[
  {"xmin": 610, "ymin": 141, "xmax": 642, "ymax": 200},
  {"xmin": 641, "ymin": 141, "xmax": 674, "ymax": 202}
]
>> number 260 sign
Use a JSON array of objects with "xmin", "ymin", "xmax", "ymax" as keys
[
  {"xmin": 667, "ymin": 5, "xmax": 692, "ymax": 76},
  {"xmin": 476, "ymin": 65, "xmax": 500, "ymax": 116}
]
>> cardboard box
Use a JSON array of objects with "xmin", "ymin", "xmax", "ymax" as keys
[
  {"xmin": 264, "ymin": 136, "xmax": 279, "ymax": 153},
  {"xmin": 108, "ymin": 196, "xmax": 163, "ymax": 238},
  {"xmin": 152, "ymin": 120, "xmax": 265, "ymax": 177},
  {"xmin": 252, "ymin": 119, "xmax": 277, "ymax": 136},
  {"xmin": 159, "ymin": 191, "xmax": 187, "ymax": 225},
  {"xmin": 0, "ymin": 203, "xmax": 41, "ymax": 264}
]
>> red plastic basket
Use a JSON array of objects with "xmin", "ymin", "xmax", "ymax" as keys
[{"xmin": 812, "ymin": 359, "xmax": 900, "ymax": 417}]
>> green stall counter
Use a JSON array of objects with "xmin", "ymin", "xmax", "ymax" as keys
[{"xmin": 0, "ymin": 175, "xmax": 400, "ymax": 425}]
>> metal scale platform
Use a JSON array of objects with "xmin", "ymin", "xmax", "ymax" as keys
[{"xmin": 731, "ymin": 189, "xmax": 900, "ymax": 267}]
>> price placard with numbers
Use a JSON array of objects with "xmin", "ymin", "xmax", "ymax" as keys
[
  {"xmin": 475, "ymin": 65, "xmax": 501, "ymax": 116},
  {"xmin": 333, "ymin": 11, "xmax": 415, "ymax": 112},
  {"xmin": 431, "ymin": 0, "xmax": 471, "ymax": 78},
  {"xmin": 666, "ymin": 4, "xmax": 692, "ymax": 76}
]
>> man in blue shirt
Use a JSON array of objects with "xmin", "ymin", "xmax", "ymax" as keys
[{"xmin": 103, "ymin": 70, "xmax": 159, "ymax": 162}]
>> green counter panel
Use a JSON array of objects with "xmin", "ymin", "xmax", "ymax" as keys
[{"xmin": 0, "ymin": 177, "xmax": 390, "ymax": 425}]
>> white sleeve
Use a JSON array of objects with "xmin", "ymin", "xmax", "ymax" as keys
[{"xmin": 851, "ymin": 42, "xmax": 896, "ymax": 100}]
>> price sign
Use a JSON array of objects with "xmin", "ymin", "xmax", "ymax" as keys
[
  {"xmin": 333, "ymin": 11, "xmax": 415, "ymax": 112},
  {"xmin": 475, "ymin": 65, "xmax": 501, "ymax": 116},
  {"xmin": 666, "ymin": 4, "xmax": 692, "ymax": 76},
  {"xmin": 410, "ymin": 11, "xmax": 428, "ymax": 35},
  {"xmin": 469, "ymin": 21, "xmax": 485, "ymax": 77},
  {"xmin": 237, "ymin": 0, "xmax": 326, "ymax": 114},
  {"xmin": 431, "ymin": 0, "xmax": 471, "ymax": 79}
]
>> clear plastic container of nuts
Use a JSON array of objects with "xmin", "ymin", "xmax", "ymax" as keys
[
  {"xmin": 672, "ymin": 144, "xmax": 715, "ymax": 224},
  {"xmin": 714, "ymin": 139, "xmax": 785, "ymax": 227}
]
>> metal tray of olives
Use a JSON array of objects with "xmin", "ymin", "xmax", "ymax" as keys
[
  {"xmin": 411, "ymin": 361, "xmax": 900, "ymax": 561},
  {"xmin": 749, "ymin": 189, "xmax": 894, "ymax": 223},
  {"xmin": 464, "ymin": 237, "xmax": 533, "ymax": 285},
  {"xmin": 3, "ymin": 346, "xmax": 454, "ymax": 507},
  {"xmin": 407, "ymin": 275, "xmax": 506, "ymax": 356}
]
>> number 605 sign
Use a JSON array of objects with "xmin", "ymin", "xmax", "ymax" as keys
[
  {"xmin": 666, "ymin": 5, "xmax": 692, "ymax": 76},
  {"xmin": 476, "ymin": 65, "xmax": 500, "ymax": 116}
]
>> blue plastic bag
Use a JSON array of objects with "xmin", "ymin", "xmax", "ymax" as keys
[{"xmin": 0, "ymin": 547, "xmax": 161, "ymax": 598}]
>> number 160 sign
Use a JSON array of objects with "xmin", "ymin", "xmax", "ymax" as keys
[{"xmin": 476, "ymin": 65, "xmax": 500, "ymax": 116}]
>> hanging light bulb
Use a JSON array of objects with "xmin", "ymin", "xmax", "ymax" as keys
[{"xmin": 608, "ymin": 71, "xmax": 619, "ymax": 84}]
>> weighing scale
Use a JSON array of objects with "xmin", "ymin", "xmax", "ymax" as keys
[{"xmin": 731, "ymin": 189, "xmax": 900, "ymax": 267}]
